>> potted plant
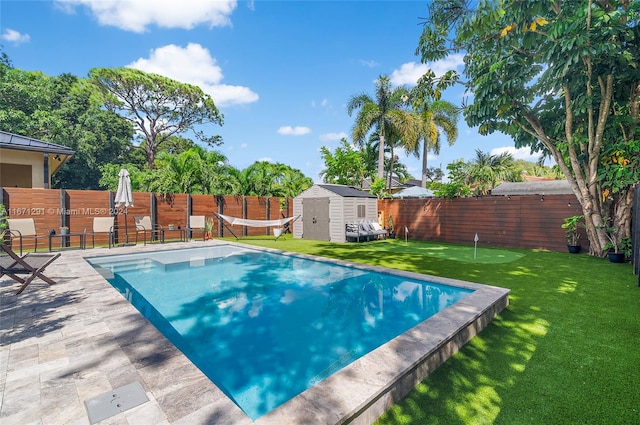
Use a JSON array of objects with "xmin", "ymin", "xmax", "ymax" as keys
[
  {"xmin": 204, "ymin": 217, "xmax": 214, "ymax": 240},
  {"xmin": 561, "ymin": 215, "xmax": 583, "ymax": 253},
  {"xmin": 387, "ymin": 214, "xmax": 395, "ymax": 239},
  {"xmin": 598, "ymin": 218, "xmax": 627, "ymax": 263}
]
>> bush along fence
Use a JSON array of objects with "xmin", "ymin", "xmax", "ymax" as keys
[
  {"xmin": 0, "ymin": 187, "xmax": 292, "ymax": 251},
  {"xmin": 378, "ymin": 194, "xmax": 588, "ymax": 253}
]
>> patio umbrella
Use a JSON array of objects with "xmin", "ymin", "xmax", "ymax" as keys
[{"xmin": 114, "ymin": 168, "xmax": 134, "ymax": 245}]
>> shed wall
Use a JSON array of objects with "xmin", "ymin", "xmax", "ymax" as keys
[{"xmin": 293, "ymin": 185, "xmax": 379, "ymax": 242}]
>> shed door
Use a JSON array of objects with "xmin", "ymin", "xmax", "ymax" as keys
[{"xmin": 303, "ymin": 197, "xmax": 330, "ymax": 241}]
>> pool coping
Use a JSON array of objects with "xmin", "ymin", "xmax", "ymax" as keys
[{"xmin": 0, "ymin": 240, "xmax": 509, "ymax": 425}]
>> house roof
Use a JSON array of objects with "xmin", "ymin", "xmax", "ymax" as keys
[
  {"xmin": 491, "ymin": 180, "xmax": 573, "ymax": 196},
  {"xmin": 360, "ymin": 177, "xmax": 406, "ymax": 191},
  {"xmin": 317, "ymin": 184, "xmax": 377, "ymax": 198},
  {"xmin": 392, "ymin": 186, "xmax": 435, "ymax": 198},
  {"xmin": 0, "ymin": 130, "xmax": 75, "ymax": 155}
]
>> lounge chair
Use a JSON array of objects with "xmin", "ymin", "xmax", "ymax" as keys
[
  {"xmin": 188, "ymin": 215, "xmax": 206, "ymax": 240},
  {"xmin": 0, "ymin": 243, "xmax": 61, "ymax": 294},
  {"xmin": 346, "ymin": 222, "xmax": 366, "ymax": 242},
  {"xmin": 7, "ymin": 218, "xmax": 47, "ymax": 255},
  {"xmin": 134, "ymin": 216, "xmax": 161, "ymax": 245},
  {"xmin": 368, "ymin": 221, "xmax": 388, "ymax": 240},
  {"xmin": 85, "ymin": 217, "xmax": 115, "ymax": 248}
]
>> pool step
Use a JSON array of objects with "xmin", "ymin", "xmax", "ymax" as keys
[{"xmin": 93, "ymin": 259, "xmax": 157, "ymax": 273}]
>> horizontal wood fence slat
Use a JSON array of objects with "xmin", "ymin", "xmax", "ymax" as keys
[
  {"xmin": 379, "ymin": 194, "xmax": 587, "ymax": 252},
  {"xmin": 2, "ymin": 187, "xmax": 584, "ymax": 252},
  {"xmin": 0, "ymin": 188, "xmax": 295, "ymax": 249}
]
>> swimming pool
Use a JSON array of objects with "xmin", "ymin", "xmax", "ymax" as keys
[{"xmin": 87, "ymin": 245, "xmax": 475, "ymax": 420}]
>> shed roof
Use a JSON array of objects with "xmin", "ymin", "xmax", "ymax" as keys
[
  {"xmin": 0, "ymin": 130, "xmax": 75, "ymax": 155},
  {"xmin": 316, "ymin": 184, "xmax": 377, "ymax": 198},
  {"xmin": 492, "ymin": 180, "xmax": 573, "ymax": 195}
]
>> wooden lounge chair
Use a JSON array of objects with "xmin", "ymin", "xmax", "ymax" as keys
[{"xmin": 0, "ymin": 243, "xmax": 61, "ymax": 294}]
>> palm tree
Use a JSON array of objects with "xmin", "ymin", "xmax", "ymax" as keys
[
  {"xmin": 347, "ymin": 75, "xmax": 418, "ymax": 179},
  {"xmin": 412, "ymin": 100, "xmax": 459, "ymax": 188},
  {"xmin": 466, "ymin": 149, "xmax": 523, "ymax": 195},
  {"xmin": 277, "ymin": 167, "xmax": 313, "ymax": 198}
]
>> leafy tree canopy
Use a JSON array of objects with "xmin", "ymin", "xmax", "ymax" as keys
[
  {"xmin": 416, "ymin": 0, "xmax": 640, "ymax": 255},
  {"xmin": 319, "ymin": 138, "xmax": 366, "ymax": 187},
  {"xmin": 89, "ymin": 67, "xmax": 224, "ymax": 170},
  {"xmin": 0, "ymin": 61, "xmax": 134, "ymax": 189},
  {"xmin": 347, "ymin": 75, "xmax": 419, "ymax": 180}
]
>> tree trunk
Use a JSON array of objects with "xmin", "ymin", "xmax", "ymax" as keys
[
  {"xmin": 378, "ymin": 135, "xmax": 385, "ymax": 179},
  {"xmin": 421, "ymin": 141, "xmax": 428, "ymax": 188}
]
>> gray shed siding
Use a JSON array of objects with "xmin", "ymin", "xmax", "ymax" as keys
[{"xmin": 293, "ymin": 184, "xmax": 378, "ymax": 242}]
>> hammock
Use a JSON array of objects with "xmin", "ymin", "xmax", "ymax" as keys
[{"xmin": 214, "ymin": 212, "xmax": 300, "ymax": 240}]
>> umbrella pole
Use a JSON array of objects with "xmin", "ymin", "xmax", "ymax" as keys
[{"xmin": 125, "ymin": 207, "xmax": 129, "ymax": 244}]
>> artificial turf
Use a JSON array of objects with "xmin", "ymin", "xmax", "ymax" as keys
[{"xmin": 237, "ymin": 237, "xmax": 640, "ymax": 425}]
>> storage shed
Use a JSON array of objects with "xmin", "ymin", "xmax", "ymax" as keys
[{"xmin": 293, "ymin": 184, "xmax": 378, "ymax": 242}]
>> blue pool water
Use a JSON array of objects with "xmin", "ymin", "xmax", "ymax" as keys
[{"xmin": 87, "ymin": 245, "xmax": 473, "ymax": 420}]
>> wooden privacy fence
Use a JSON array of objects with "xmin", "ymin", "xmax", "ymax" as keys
[
  {"xmin": 2, "ymin": 187, "xmax": 588, "ymax": 253},
  {"xmin": 379, "ymin": 194, "xmax": 587, "ymax": 252},
  {"xmin": 1, "ymin": 187, "xmax": 292, "ymax": 250}
]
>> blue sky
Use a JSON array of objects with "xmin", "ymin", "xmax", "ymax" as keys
[{"xmin": 2, "ymin": 0, "xmax": 538, "ymax": 182}]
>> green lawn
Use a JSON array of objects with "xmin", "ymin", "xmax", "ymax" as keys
[{"xmin": 237, "ymin": 237, "xmax": 640, "ymax": 424}]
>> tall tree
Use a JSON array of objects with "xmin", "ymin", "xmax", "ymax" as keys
[
  {"xmin": 0, "ymin": 62, "xmax": 134, "ymax": 189},
  {"xmin": 411, "ymin": 99, "xmax": 459, "ymax": 188},
  {"xmin": 347, "ymin": 75, "xmax": 419, "ymax": 179},
  {"xmin": 417, "ymin": 0, "xmax": 640, "ymax": 256},
  {"xmin": 89, "ymin": 67, "xmax": 224, "ymax": 170}
]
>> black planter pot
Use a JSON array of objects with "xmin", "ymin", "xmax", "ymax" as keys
[
  {"xmin": 388, "ymin": 233, "xmax": 396, "ymax": 239},
  {"xmin": 608, "ymin": 252, "xmax": 626, "ymax": 263},
  {"xmin": 567, "ymin": 245, "xmax": 581, "ymax": 254}
]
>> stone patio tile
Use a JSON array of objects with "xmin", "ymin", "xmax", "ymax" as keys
[
  {"xmin": 154, "ymin": 376, "xmax": 225, "ymax": 423},
  {"xmin": 123, "ymin": 393, "xmax": 169, "ymax": 425},
  {"xmin": 74, "ymin": 367, "xmax": 113, "ymax": 402},
  {"xmin": 0, "ymin": 241, "xmax": 508, "ymax": 424},
  {"xmin": 5, "ymin": 356, "xmax": 69, "ymax": 384},
  {"xmin": 0, "ymin": 372, "xmax": 40, "ymax": 420}
]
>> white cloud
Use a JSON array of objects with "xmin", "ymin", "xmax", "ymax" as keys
[
  {"xmin": 360, "ymin": 59, "xmax": 379, "ymax": 68},
  {"xmin": 1, "ymin": 29, "xmax": 30, "ymax": 44},
  {"xmin": 319, "ymin": 132, "xmax": 347, "ymax": 142},
  {"xmin": 127, "ymin": 43, "xmax": 258, "ymax": 107},
  {"xmin": 257, "ymin": 157, "xmax": 273, "ymax": 162},
  {"xmin": 390, "ymin": 53, "xmax": 465, "ymax": 86},
  {"xmin": 278, "ymin": 126, "xmax": 311, "ymax": 136},
  {"xmin": 311, "ymin": 98, "xmax": 330, "ymax": 108},
  {"xmin": 491, "ymin": 146, "xmax": 541, "ymax": 162},
  {"xmin": 55, "ymin": 0, "xmax": 237, "ymax": 33}
]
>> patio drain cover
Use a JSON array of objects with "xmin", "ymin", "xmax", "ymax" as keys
[{"xmin": 84, "ymin": 381, "xmax": 149, "ymax": 424}]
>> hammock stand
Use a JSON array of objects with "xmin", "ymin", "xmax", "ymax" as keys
[{"xmin": 213, "ymin": 212, "xmax": 300, "ymax": 241}]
